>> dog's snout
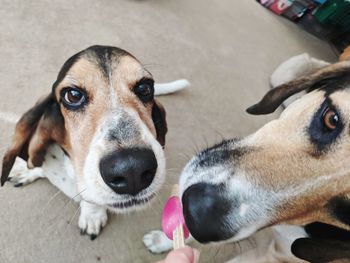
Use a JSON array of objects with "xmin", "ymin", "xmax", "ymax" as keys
[
  {"xmin": 99, "ymin": 148, "xmax": 157, "ymax": 196},
  {"xmin": 182, "ymin": 183, "xmax": 234, "ymax": 243}
]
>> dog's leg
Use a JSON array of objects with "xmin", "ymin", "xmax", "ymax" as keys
[
  {"xmin": 270, "ymin": 53, "xmax": 330, "ymax": 108},
  {"xmin": 143, "ymin": 230, "xmax": 194, "ymax": 254},
  {"xmin": 79, "ymin": 200, "xmax": 108, "ymax": 240},
  {"xmin": 7, "ymin": 157, "xmax": 45, "ymax": 187}
]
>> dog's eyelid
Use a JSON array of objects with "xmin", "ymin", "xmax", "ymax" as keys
[
  {"xmin": 135, "ymin": 77, "xmax": 154, "ymax": 86},
  {"xmin": 61, "ymin": 85, "xmax": 86, "ymax": 93},
  {"xmin": 321, "ymin": 98, "xmax": 340, "ymax": 118}
]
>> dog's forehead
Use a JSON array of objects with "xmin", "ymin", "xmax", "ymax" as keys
[
  {"xmin": 281, "ymin": 90, "xmax": 325, "ymax": 119},
  {"xmin": 53, "ymin": 46, "xmax": 150, "ymax": 91},
  {"xmin": 328, "ymin": 89, "xmax": 350, "ymax": 111}
]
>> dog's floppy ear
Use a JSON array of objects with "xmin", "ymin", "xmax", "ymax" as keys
[
  {"xmin": 291, "ymin": 238, "xmax": 350, "ymax": 263},
  {"xmin": 292, "ymin": 223, "xmax": 350, "ymax": 263},
  {"xmin": 152, "ymin": 99, "xmax": 167, "ymax": 147},
  {"xmin": 246, "ymin": 61, "xmax": 350, "ymax": 115},
  {"xmin": 1, "ymin": 94, "xmax": 65, "ymax": 186}
]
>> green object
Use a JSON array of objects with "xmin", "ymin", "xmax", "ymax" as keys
[
  {"xmin": 314, "ymin": 0, "xmax": 350, "ymax": 28},
  {"xmin": 313, "ymin": 0, "xmax": 350, "ymax": 52}
]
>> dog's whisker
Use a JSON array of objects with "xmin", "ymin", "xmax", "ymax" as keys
[
  {"xmin": 177, "ymin": 152, "xmax": 193, "ymax": 162},
  {"xmin": 165, "ymin": 168, "xmax": 178, "ymax": 172},
  {"xmin": 142, "ymin": 63, "xmax": 165, "ymax": 70},
  {"xmin": 66, "ymin": 205, "xmax": 81, "ymax": 226},
  {"xmin": 51, "ymin": 188, "xmax": 86, "ymax": 222},
  {"xmin": 148, "ymin": 201, "xmax": 159, "ymax": 217},
  {"xmin": 212, "ymin": 244, "xmax": 222, "ymax": 261},
  {"xmin": 42, "ymin": 190, "xmax": 62, "ymax": 211}
]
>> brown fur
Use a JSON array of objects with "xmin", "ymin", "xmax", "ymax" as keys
[{"xmin": 340, "ymin": 45, "xmax": 350, "ymax": 62}]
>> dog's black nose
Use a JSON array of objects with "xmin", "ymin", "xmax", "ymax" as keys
[
  {"xmin": 99, "ymin": 148, "xmax": 157, "ymax": 195},
  {"xmin": 182, "ymin": 183, "xmax": 234, "ymax": 243}
]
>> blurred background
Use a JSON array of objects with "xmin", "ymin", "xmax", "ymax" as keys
[{"xmin": 0, "ymin": 0, "xmax": 340, "ymax": 262}]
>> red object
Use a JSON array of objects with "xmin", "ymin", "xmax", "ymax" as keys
[
  {"xmin": 269, "ymin": 0, "xmax": 293, "ymax": 15},
  {"xmin": 162, "ymin": 196, "xmax": 190, "ymax": 240}
]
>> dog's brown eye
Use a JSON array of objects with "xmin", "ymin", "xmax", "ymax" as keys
[
  {"xmin": 323, "ymin": 108, "xmax": 339, "ymax": 131},
  {"xmin": 134, "ymin": 79, "xmax": 154, "ymax": 102},
  {"xmin": 61, "ymin": 88, "xmax": 86, "ymax": 109},
  {"xmin": 137, "ymin": 84, "xmax": 152, "ymax": 96}
]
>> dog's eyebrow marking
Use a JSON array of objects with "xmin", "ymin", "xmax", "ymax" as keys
[{"xmin": 309, "ymin": 73, "xmax": 350, "ymax": 97}]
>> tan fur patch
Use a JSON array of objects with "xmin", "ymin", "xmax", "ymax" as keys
[
  {"xmin": 242, "ymin": 89, "xmax": 350, "ymax": 227},
  {"xmin": 54, "ymin": 53, "xmax": 157, "ymax": 171}
]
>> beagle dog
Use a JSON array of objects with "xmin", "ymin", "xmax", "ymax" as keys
[
  {"xmin": 1, "ymin": 45, "xmax": 188, "ymax": 239},
  {"xmin": 144, "ymin": 48, "xmax": 350, "ymax": 262}
]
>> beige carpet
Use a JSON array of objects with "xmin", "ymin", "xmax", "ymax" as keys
[{"xmin": 0, "ymin": 0, "xmax": 336, "ymax": 262}]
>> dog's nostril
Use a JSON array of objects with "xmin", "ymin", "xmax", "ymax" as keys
[
  {"xmin": 110, "ymin": 176, "xmax": 128, "ymax": 189},
  {"xmin": 141, "ymin": 168, "xmax": 156, "ymax": 188}
]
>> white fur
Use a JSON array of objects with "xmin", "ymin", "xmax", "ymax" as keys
[
  {"xmin": 79, "ymin": 200, "xmax": 108, "ymax": 236},
  {"xmin": 8, "ymin": 158, "xmax": 44, "ymax": 186},
  {"xmin": 154, "ymin": 79, "xmax": 190, "ymax": 95},
  {"xmin": 143, "ymin": 230, "xmax": 194, "ymax": 254}
]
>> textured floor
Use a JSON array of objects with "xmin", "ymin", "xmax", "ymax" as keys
[{"xmin": 0, "ymin": 0, "xmax": 336, "ymax": 262}]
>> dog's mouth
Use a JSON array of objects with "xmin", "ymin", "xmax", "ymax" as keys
[{"xmin": 107, "ymin": 192, "xmax": 156, "ymax": 209}]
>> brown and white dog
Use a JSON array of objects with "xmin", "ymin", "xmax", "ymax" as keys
[
  {"xmin": 1, "ymin": 45, "xmax": 189, "ymax": 239},
  {"xmin": 144, "ymin": 49, "xmax": 350, "ymax": 262}
]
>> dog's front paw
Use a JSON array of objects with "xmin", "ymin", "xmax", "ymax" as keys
[
  {"xmin": 7, "ymin": 157, "xmax": 44, "ymax": 187},
  {"xmin": 143, "ymin": 230, "xmax": 173, "ymax": 254},
  {"xmin": 79, "ymin": 201, "xmax": 108, "ymax": 240}
]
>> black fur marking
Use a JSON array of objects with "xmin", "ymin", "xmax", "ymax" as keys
[
  {"xmin": 194, "ymin": 139, "xmax": 249, "ymax": 170},
  {"xmin": 246, "ymin": 68, "xmax": 350, "ymax": 115},
  {"xmin": 307, "ymin": 72, "xmax": 350, "ymax": 96},
  {"xmin": 305, "ymin": 222, "xmax": 350, "ymax": 241},
  {"xmin": 51, "ymin": 154, "xmax": 56, "ymax": 159},
  {"xmin": 86, "ymin": 45, "xmax": 131, "ymax": 78},
  {"xmin": 307, "ymin": 98, "xmax": 343, "ymax": 153},
  {"xmin": 328, "ymin": 197, "xmax": 350, "ymax": 226},
  {"xmin": 291, "ymin": 237, "xmax": 350, "ymax": 263}
]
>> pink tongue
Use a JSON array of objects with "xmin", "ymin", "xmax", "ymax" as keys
[{"xmin": 162, "ymin": 196, "xmax": 190, "ymax": 240}]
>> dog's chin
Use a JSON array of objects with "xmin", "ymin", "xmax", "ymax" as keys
[{"xmin": 106, "ymin": 193, "xmax": 156, "ymax": 213}]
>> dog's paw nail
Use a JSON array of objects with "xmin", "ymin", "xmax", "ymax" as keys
[
  {"xmin": 90, "ymin": 234, "xmax": 97, "ymax": 241},
  {"xmin": 14, "ymin": 183, "xmax": 23, "ymax": 187},
  {"xmin": 80, "ymin": 229, "xmax": 86, "ymax": 235}
]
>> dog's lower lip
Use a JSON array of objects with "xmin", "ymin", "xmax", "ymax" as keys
[{"xmin": 108, "ymin": 193, "xmax": 155, "ymax": 209}]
